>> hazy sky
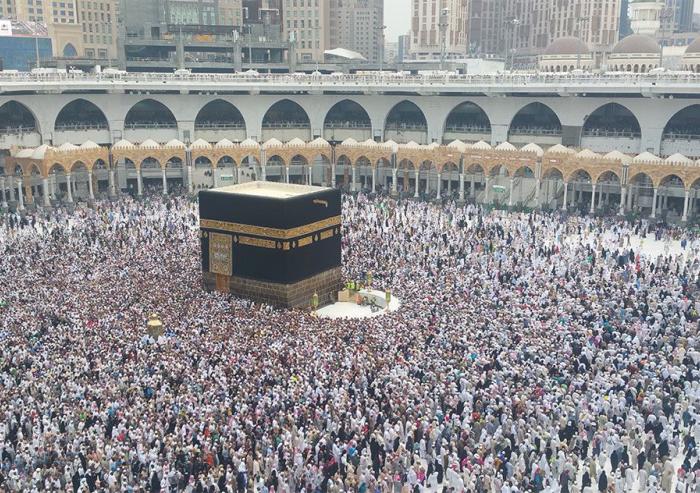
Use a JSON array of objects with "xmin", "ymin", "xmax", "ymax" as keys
[
  {"xmin": 385, "ymin": 0, "xmax": 411, "ymax": 42},
  {"xmin": 383, "ymin": 1, "xmax": 700, "ymax": 43}
]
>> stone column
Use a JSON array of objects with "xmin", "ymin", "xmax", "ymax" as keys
[
  {"xmin": 236, "ymin": 166, "xmax": 242, "ymax": 185},
  {"xmin": 682, "ymin": 189, "xmax": 690, "ymax": 222},
  {"xmin": 136, "ymin": 169, "xmax": 143, "ymax": 196},
  {"xmin": 42, "ymin": 177, "xmax": 50, "ymax": 206},
  {"xmin": 261, "ymin": 164, "xmax": 266, "ymax": 181},
  {"xmin": 88, "ymin": 171, "xmax": 95, "ymax": 199},
  {"xmin": 535, "ymin": 179, "xmax": 541, "ymax": 209},
  {"xmin": 213, "ymin": 167, "xmax": 220, "ymax": 188},
  {"xmin": 66, "ymin": 173, "xmax": 73, "ymax": 202},
  {"xmin": 371, "ymin": 167, "xmax": 376, "ymax": 192},
  {"xmin": 459, "ymin": 173, "xmax": 465, "ymax": 201},
  {"xmin": 414, "ymin": 170, "xmax": 419, "ymax": 198},
  {"xmin": 562, "ymin": 182, "xmax": 568, "ymax": 211},
  {"xmin": 508, "ymin": 178, "xmax": 514, "ymax": 207},
  {"xmin": 308, "ymin": 164, "xmax": 312, "ymax": 185},
  {"xmin": 391, "ymin": 168, "xmax": 397, "ymax": 195},
  {"xmin": 17, "ymin": 177, "xmax": 24, "ymax": 209},
  {"xmin": 352, "ymin": 166, "xmax": 358, "ymax": 192},
  {"xmin": 285, "ymin": 166, "xmax": 290, "ymax": 183},
  {"xmin": 0, "ymin": 177, "xmax": 6, "ymax": 208},
  {"xmin": 436, "ymin": 172, "xmax": 442, "ymax": 199},
  {"xmin": 589, "ymin": 184, "xmax": 596, "ymax": 214},
  {"xmin": 651, "ymin": 187, "xmax": 658, "ymax": 218},
  {"xmin": 24, "ymin": 177, "xmax": 33, "ymax": 205},
  {"xmin": 7, "ymin": 176, "xmax": 15, "ymax": 202},
  {"xmin": 161, "ymin": 168, "xmax": 168, "ymax": 194},
  {"xmin": 109, "ymin": 169, "xmax": 116, "ymax": 196},
  {"xmin": 470, "ymin": 177, "xmax": 475, "ymax": 198},
  {"xmin": 627, "ymin": 184, "xmax": 634, "ymax": 210},
  {"xmin": 187, "ymin": 166, "xmax": 193, "ymax": 193},
  {"xmin": 598, "ymin": 184, "xmax": 603, "ymax": 210},
  {"xmin": 484, "ymin": 176, "xmax": 490, "ymax": 204},
  {"xmin": 619, "ymin": 186, "xmax": 626, "ymax": 215},
  {"xmin": 447, "ymin": 173, "xmax": 452, "ymax": 195}
]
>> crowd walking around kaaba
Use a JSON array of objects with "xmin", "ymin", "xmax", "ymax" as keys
[{"xmin": 1, "ymin": 191, "xmax": 699, "ymax": 493}]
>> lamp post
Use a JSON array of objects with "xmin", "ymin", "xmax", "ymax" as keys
[
  {"xmin": 439, "ymin": 8, "xmax": 449, "ymax": 71},
  {"xmin": 658, "ymin": 4, "xmax": 675, "ymax": 69},
  {"xmin": 506, "ymin": 18, "xmax": 521, "ymax": 71},
  {"xmin": 377, "ymin": 24, "xmax": 386, "ymax": 72},
  {"xmin": 575, "ymin": 16, "xmax": 589, "ymax": 69}
]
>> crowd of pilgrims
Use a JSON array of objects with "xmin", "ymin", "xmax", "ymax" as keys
[{"xmin": 1, "ymin": 191, "xmax": 699, "ymax": 493}]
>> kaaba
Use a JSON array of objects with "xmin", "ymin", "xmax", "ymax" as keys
[{"xmin": 199, "ymin": 182, "xmax": 342, "ymax": 308}]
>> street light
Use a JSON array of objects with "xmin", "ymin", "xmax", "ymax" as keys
[
  {"xmin": 376, "ymin": 24, "xmax": 386, "ymax": 72},
  {"xmin": 507, "ymin": 18, "xmax": 521, "ymax": 71},
  {"xmin": 439, "ymin": 8, "xmax": 449, "ymax": 71},
  {"xmin": 658, "ymin": 4, "xmax": 676, "ymax": 69},
  {"xmin": 575, "ymin": 16, "xmax": 589, "ymax": 69}
]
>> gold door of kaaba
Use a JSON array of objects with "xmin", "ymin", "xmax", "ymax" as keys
[{"xmin": 209, "ymin": 232, "xmax": 233, "ymax": 276}]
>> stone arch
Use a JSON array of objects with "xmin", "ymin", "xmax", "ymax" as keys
[
  {"xmin": 195, "ymin": 156, "xmax": 213, "ymax": 168},
  {"xmin": 195, "ymin": 99, "xmax": 246, "ymax": 131},
  {"xmin": 583, "ymin": 103, "xmax": 641, "ymax": 137},
  {"xmin": 140, "ymin": 156, "xmax": 162, "ymax": 169},
  {"xmin": 508, "ymin": 102, "xmax": 562, "ymax": 141},
  {"xmin": 542, "ymin": 166, "xmax": 564, "ymax": 180},
  {"xmin": 384, "ymin": 101, "xmax": 428, "ymax": 144},
  {"xmin": 62, "ymin": 43, "xmax": 78, "ymax": 57},
  {"xmin": 0, "ymin": 101, "xmax": 40, "ymax": 134},
  {"xmin": 594, "ymin": 169, "xmax": 621, "ymax": 185},
  {"xmin": 124, "ymin": 99, "xmax": 177, "ymax": 128},
  {"xmin": 662, "ymin": 105, "xmax": 700, "ymax": 141},
  {"xmin": 443, "ymin": 101, "xmax": 491, "ymax": 141},
  {"xmin": 564, "ymin": 168, "xmax": 593, "ymax": 184},
  {"xmin": 659, "ymin": 173, "xmax": 685, "ymax": 190},
  {"xmin": 324, "ymin": 100, "xmax": 371, "ymax": 130},
  {"xmin": 628, "ymin": 171, "xmax": 654, "ymax": 188},
  {"xmin": 55, "ymin": 99, "xmax": 109, "ymax": 131},
  {"xmin": 70, "ymin": 160, "xmax": 90, "ymax": 173},
  {"xmin": 488, "ymin": 163, "xmax": 511, "ymax": 177},
  {"xmin": 262, "ymin": 99, "xmax": 310, "ymax": 128}
]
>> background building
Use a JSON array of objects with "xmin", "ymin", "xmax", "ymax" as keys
[
  {"xmin": 0, "ymin": 19, "xmax": 52, "ymax": 70},
  {"xmin": 282, "ymin": 0, "xmax": 328, "ymax": 62},
  {"xmin": 410, "ymin": 0, "xmax": 469, "ymax": 60},
  {"xmin": 329, "ymin": 0, "xmax": 383, "ymax": 64},
  {"xmin": 463, "ymin": 0, "xmax": 623, "ymax": 63},
  {"xmin": 659, "ymin": 0, "xmax": 695, "ymax": 34},
  {"xmin": 80, "ymin": 0, "xmax": 119, "ymax": 59}
]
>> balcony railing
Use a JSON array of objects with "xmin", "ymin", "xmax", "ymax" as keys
[
  {"xmin": 55, "ymin": 122, "xmax": 109, "ymax": 131},
  {"xmin": 262, "ymin": 121, "xmax": 310, "ymax": 129},
  {"xmin": 509, "ymin": 127, "xmax": 562, "ymax": 136},
  {"xmin": 195, "ymin": 122, "xmax": 246, "ymax": 130},
  {"xmin": 2, "ymin": 71, "xmax": 700, "ymax": 88},
  {"xmin": 582, "ymin": 128, "xmax": 641, "ymax": 138},
  {"xmin": 0, "ymin": 126, "xmax": 37, "ymax": 134},
  {"xmin": 325, "ymin": 121, "xmax": 372, "ymax": 129},
  {"xmin": 124, "ymin": 122, "xmax": 177, "ymax": 129},
  {"xmin": 444, "ymin": 125, "xmax": 491, "ymax": 133}
]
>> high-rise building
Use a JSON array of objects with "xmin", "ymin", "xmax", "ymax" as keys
[
  {"xmin": 282, "ymin": 0, "xmax": 329, "ymax": 62},
  {"xmin": 629, "ymin": 0, "xmax": 664, "ymax": 36},
  {"xmin": 466, "ymin": 0, "xmax": 623, "ymax": 60},
  {"xmin": 328, "ymin": 0, "xmax": 383, "ymax": 63},
  {"xmin": 79, "ymin": 0, "xmax": 119, "ymax": 59},
  {"xmin": 619, "ymin": 0, "xmax": 632, "ymax": 38},
  {"xmin": 409, "ymin": 0, "xmax": 469, "ymax": 60},
  {"xmin": 5, "ymin": 0, "xmax": 87, "ymax": 58},
  {"xmin": 659, "ymin": 0, "xmax": 695, "ymax": 34}
]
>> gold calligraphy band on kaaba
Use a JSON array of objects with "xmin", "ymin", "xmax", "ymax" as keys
[{"xmin": 200, "ymin": 215, "xmax": 341, "ymax": 240}]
